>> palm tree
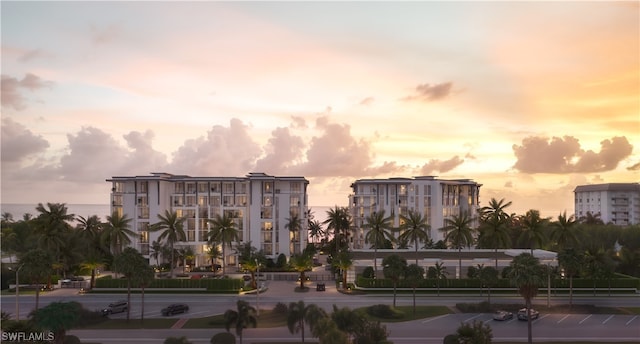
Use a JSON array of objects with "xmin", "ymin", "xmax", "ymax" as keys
[
  {"xmin": 382, "ymin": 254, "xmax": 407, "ymax": 307},
  {"xmin": 399, "ymin": 209, "xmax": 430, "ymax": 266},
  {"xmin": 323, "ymin": 206, "xmax": 350, "ymax": 252},
  {"xmin": 363, "ymin": 209, "xmax": 394, "ymax": 279},
  {"xmin": 427, "ymin": 262, "xmax": 448, "ymax": 296},
  {"xmin": 150, "ymin": 210, "xmax": 187, "ymax": 278},
  {"xmin": 478, "ymin": 198, "xmax": 513, "ymax": 268},
  {"xmin": 134, "ymin": 262, "xmax": 155, "ymax": 324},
  {"xmin": 34, "ymin": 203, "xmax": 75, "ymax": 268},
  {"xmin": 224, "ymin": 300, "xmax": 258, "ymax": 344},
  {"xmin": 102, "ymin": 211, "xmax": 134, "ymax": 255},
  {"xmin": 206, "ymin": 244, "xmax": 222, "ymax": 272},
  {"xmin": 150, "ymin": 240, "xmax": 164, "ymax": 268},
  {"xmin": 207, "ymin": 213, "xmax": 239, "ymax": 276},
  {"xmin": 551, "ymin": 211, "xmax": 580, "ymax": 250},
  {"xmin": 287, "ymin": 300, "xmax": 325, "ymax": 343},
  {"xmin": 19, "ymin": 249, "xmax": 53, "ymax": 311},
  {"xmin": 113, "ymin": 247, "xmax": 147, "ymax": 321},
  {"xmin": 332, "ymin": 249, "xmax": 353, "ymax": 289},
  {"xmin": 478, "ymin": 266, "xmax": 499, "ymax": 306},
  {"xmin": 76, "ymin": 215, "xmax": 103, "ymax": 251},
  {"xmin": 79, "ymin": 255, "xmax": 103, "ymax": 290},
  {"xmin": 290, "ymin": 253, "xmax": 313, "ymax": 290},
  {"xmin": 308, "ymin": 219, "xmax": 324, "ymax": 245},
  {"xmin": 439, "ymin": 212, "xmax": 475, "ymax": 278},
  {"xmin": 285, "ymin": 211, "xmax": 303, "ymax": 254},
  {"xmin": 579, "ymin": 211, "xmax": 604, "ymax": 225},
  {"xmin": 519, "ymin": 209, "xmax": 549, "ymax": 254},
  {"xmin": 508, "ymin": 253, "xmax": 545, "ymax": 344},
  {"xmin": 405, "ymin": 263, "xmax": 424, "ymax": 315},
  {"xmin": 557, "ymin": 248, "xmax": 582, "ymax": 310}
]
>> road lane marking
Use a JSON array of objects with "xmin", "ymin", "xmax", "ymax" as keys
[
  {"xmin": 463, "ymin": 314, "xmax": 483, "ymax": 323},
  {"xmin": 557, "ymin": 314, "xmax": 570, "ymax": 324},
  {"xmin": 579, "ymin": 314, "xmax": 592, "ymax": 324},
  {"xmin": 602, "ymin": 315, "xmax": 614, "ymax": 324},
  {"xmin": 626, "ymin": 315, "xmax": 637, "ymax": 326},
  {"xmin": 534, "ymin": 314, "xmax": 548, "ymax": 323},
  {"xmin": 421, "ymin": 314, "xmax": 449, "ymax": 324}
]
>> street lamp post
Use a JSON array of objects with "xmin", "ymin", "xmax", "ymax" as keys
[
  {"xmin": 255, "ymin": 258, "xmax": 259, "ymax": 317},
  {"xmin": 12, "ymin": 264, "xmax": 24, "ymax": 321}
]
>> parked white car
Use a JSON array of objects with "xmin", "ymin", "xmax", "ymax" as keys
[{"xmin": 517, "ymin": 308, "xmax": 539, "ymax": 320}]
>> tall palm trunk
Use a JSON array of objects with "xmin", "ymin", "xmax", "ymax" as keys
[
  {"xmin": 526, "ymin": 297, "xmax": 533, "ymax": 344},
  {"xmin": 373, "ymin": 247, "xmax": 378, "ymax": 279},
  {"xmin": 169, "ymin": 242, "xmax": 175, "ymax": 278},
  {"xmin": 458, "ymin": 247, "xmax": 462, "ymax": 279}
]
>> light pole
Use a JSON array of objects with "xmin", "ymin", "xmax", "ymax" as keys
[
  {"xmin": 11, "ymin": 264, "xmax": 24, "ymax": 321},
  {"xmin": 255, "ymin": 258, "xmax": 260, "ymax": 317}
]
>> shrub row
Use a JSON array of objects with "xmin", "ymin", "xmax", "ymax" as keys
[
  {"xmin": 356, "ymin": 276, "xmax": 640, "ymax": 290},
  {"xmin": 95, "ymin": 277, "xmax": 243, "ymax": 291}
]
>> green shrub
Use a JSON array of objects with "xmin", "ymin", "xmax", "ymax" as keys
[
  {"xmin": 273, "ymin": 302, "xmax": 288, "ymax": 314},
  {"xmin": 366, "ymin": 304, "xmax": 403, "ymax": 319},
  {"xmin": 211, "ymin": 332, "xmax": 236, "ymax": 344},
  {"xmin": 362, "ymin": 267, "xmax": 374, "ymax": 278},
  {"xmin": 443, "ymin": 334, "xmax": 459, "ymax": 344}
]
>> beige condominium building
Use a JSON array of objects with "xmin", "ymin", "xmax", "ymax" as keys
[
  {"xmin": 574, "ymin": 183, "xmax": 640, "ymax": 225},
  {"xmin": 348, "ymin": 176, "xmax": 482, "ymax": 250},
  {"xmin": 106, "ymin": 172, "xmax": 309, "ymax": 270}
]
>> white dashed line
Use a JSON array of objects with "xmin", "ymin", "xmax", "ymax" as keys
[
  {"xmin": 422, "ymin": 314, "xmax": 450, "ymax": 324},
  {"xmin": 579, "ymin": 314, "xmax": 593, "ymax": 324},
  {"xmin": 626, "ymin": 315, "xmax": 637, "ymax": 326},
  {"xmin": 602, "ymin": 315, "xmax": 614, "ymax": 324},
  {"xmin": 464, "ymin": 314, "xmax": 483, "ymax": 323},
  {"xmin": 557, "ymin": 314, "xmax": 570, "ymax": 324}
]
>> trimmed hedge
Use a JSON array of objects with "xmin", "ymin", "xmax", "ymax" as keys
[
  {"xmin": 95, "ymin": 277, "xmax": 243, "ymax": 291},
  {"xmin": 356, "ymin": 276, "xmax": 640, "ymax": 290}
]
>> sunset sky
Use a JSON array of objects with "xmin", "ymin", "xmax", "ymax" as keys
[{"xmin": 1, "ymin": 1, "xmax": 638, "ymax": 218}]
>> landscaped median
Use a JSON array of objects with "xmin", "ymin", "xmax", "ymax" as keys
[{"xmin": 92, "ymin": 276, "xmax": 244, "ymax": 293}]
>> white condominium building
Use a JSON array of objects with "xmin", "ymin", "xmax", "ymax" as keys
[
  {"xmin": 348, "ymin": 176, "xmax": 482, "ymax": 249},
  {"xmin": 106, "ymin": 172, "xmax": 309, "ymax": 269},
  {"xmin": 574, "ymin": 183, "xmax": 640, "ymax": 226}
]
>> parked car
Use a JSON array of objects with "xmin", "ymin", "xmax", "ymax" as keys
[
  {"xmin": 316, "ymin": 283, "xmax": 326, "ymax": 291},
  {"xmin": 492, "ymin": 310, "xmax": 513, "ymax": 321},
  {"xmin": 517, "ymin": 308, "xmax": 540, "ymax": 321},
  {"xmin": 102, "ymin": 301, "xmax": 128, "ymax": 316},
  {"xmin": 161, "ymin": 303, "xmax": 189, "ymax": 316}
]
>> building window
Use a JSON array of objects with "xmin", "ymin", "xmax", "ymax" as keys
[
  {"xmin": 138, "ymin": 181, "xmax": 148, "ymax": 193},
  {"xmin": 223, "ymin": 196, "xmax": 234, "ymax": 206},
  {"xmin": 263, "ymin": 196, "xmax": 273, "ymax": 206},
  {"xmin": 210, "ymin": 196, "xmax": 221, "ymax": 207},
  {"xmin": 236, "ymin": 195, "xmax": 248, "ymax": 206},
  {"xmin": 291, "ymin": 182, "xmax": 301, "ymax": 193},
  {"xmin": 261, "ymin": 207, "xmax": 273, "ymax": 219},
  {"xmin": 223, "ymin": 182, "xmax": 234, "ymax": 194},
  {"xmin": 210, "ymin": 182, "xmax": 221, "ymax": 193},
  {"xmin": 173, "ymin": 196, "xmax": 184, "ymax": 206},
  {"xmin": 175, "ymin": 182, "xmax": 184, "ymax": 193},
  {"xmin": 186, "ymin": 195, "xmax": 196, "ymax": 206},
  {"xmin": 264, "ymin": 182, "xmax": 273, "ymax": 193}
]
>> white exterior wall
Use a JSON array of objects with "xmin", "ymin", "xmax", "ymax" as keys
[
  {"xmin": 348, "ymin": 176, "xmax": 481, "ymax": 250},
  {"xmin": 574, "ymin": 183, "xmax": 640, "ymax": 225},
  {"xmin": 107, "ymin": 173, "xmax": 308, "ymax": 270}
]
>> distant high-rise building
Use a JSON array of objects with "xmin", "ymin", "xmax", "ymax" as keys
[
  {"xmin": 348, "ymin": 176, "xmax": 482, "ymax": 249},
  {"xmin": 574, "ymin": 183, "xmax": 640, "ymax": 225},
  {"xmin": 106, "ymin": 172, "xmax": 309, "ymax": 270}
]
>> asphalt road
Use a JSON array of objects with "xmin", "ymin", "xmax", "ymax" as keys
[{"xmin": 2, "ymin": 280, "xmax": 639, "ymax": 343}]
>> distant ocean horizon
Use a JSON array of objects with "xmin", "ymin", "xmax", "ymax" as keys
[{"xmin": 0, "ymin": 203, "xmax": 335, "ymax": 224}]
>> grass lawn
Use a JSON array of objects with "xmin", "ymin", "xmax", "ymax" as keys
[
  {"xmin": 182, "ymin": 308, "xmax": 287, "ymax": 329},
  {"xmin": 354, "ymin": 305, "xmax": 453, "ymax": 322},
  {"xmin": 78, "ymin": 318, "xmax": 178, "ymax": 329}
]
